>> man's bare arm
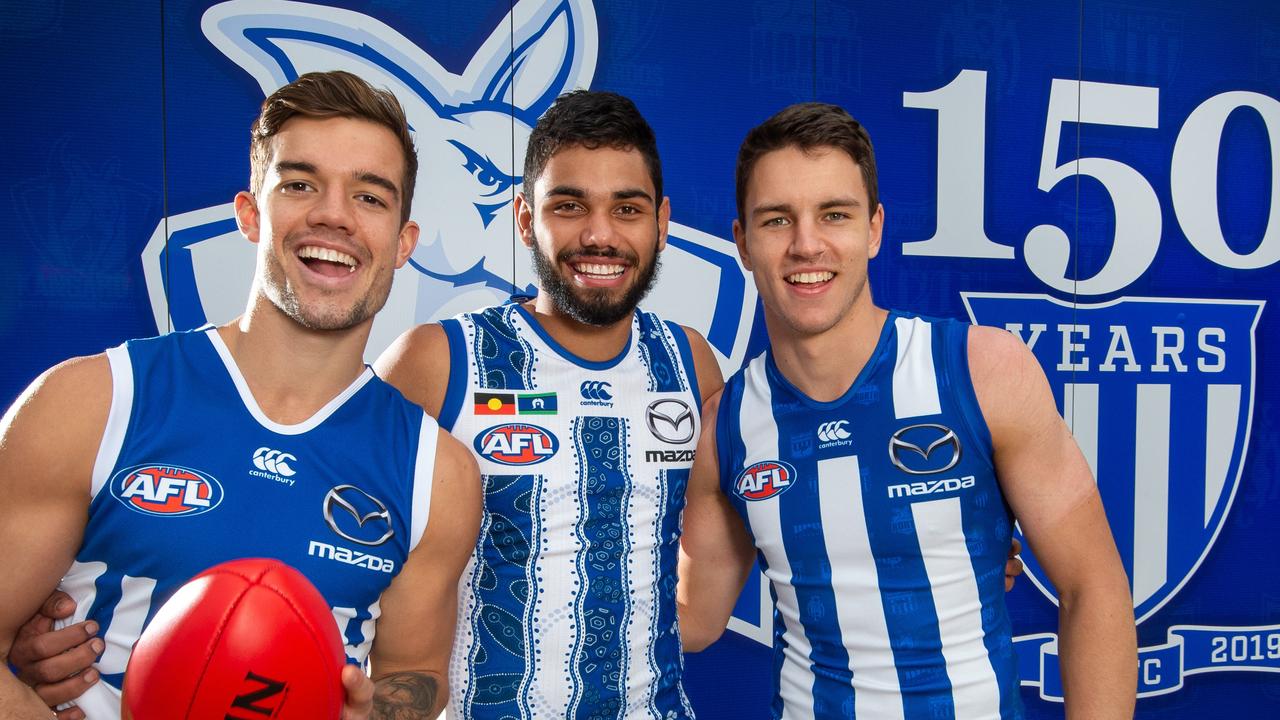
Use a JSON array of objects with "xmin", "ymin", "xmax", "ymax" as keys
[
  {"xmin": 367, "ymin": 428, "xmax": 481, "ymax": 718},
  {"xmin": 677, "ymin": 391, "xmax": 757, "ymax": 652},
  {"xmin": 970, "ymin": 325, "xmax": 1136, "ymax": 719},
  {"xmin": 0, "ymin": 357, "xmax": 107, "ymax": 717}
]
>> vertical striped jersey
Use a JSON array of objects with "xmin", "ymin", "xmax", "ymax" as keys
[
  {"xmin": 438, "ymin": 300, "xmax": 702, "ymax": 719},
  {"xmin": 716, "ymin": 312, "xmax": 1022, "ymax": 719},
  {"xmin": 60, "ymin": 328, "xmax": 437, "ymax": 719}
]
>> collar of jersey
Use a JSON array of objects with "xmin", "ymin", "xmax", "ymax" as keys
[
  {"xmin": 203, "ymin": 327, "xmax": 374, "ymax": 435},
  {"xmin": 510, "ymin": 302, "xmax": 636, "ymax": 371},
  {"xmin": 763, "ymin": 309, "xmax": 899, "ymax": 409}
]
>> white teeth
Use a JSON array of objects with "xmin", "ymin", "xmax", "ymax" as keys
[
  {"xmin": 787, "ymin": 271, "xmax": 834, "ymax": 284},
  {"xmin": 574, "ymin": 262, "xmax": 624, "ymax": 278},
  {"xmin": 298, "ymin": 246, "xmax": 357, "ymax": 269}
]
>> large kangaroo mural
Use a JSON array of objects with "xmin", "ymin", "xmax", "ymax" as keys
[{"xmin": 141, "ymin": 0, "xmax": 757, "ymax": 376}]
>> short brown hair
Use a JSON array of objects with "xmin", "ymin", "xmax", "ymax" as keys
[
  {"xmin": 735, "ymin": 103, "xmax": 878, "ymax": 225},
  {"xmin": 249, "ymin": 70, "xmax": 418, "ymax": 224}
]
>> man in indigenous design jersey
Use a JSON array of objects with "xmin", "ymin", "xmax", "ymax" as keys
[
  {"xmin": 0, "ymin": 71, "xmax": 481, "ymax": 720},
  {"xmin": 375, "ymin": 90, "xmax": 723, "ymax": 719},
  {"xmin": 677, "ymin": 104, "xmax": 1136, "ymax": 719}
]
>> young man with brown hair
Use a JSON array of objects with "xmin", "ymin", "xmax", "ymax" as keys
[
  {"xmin": 0, "ymin": 70, "xmax": 481, "ymax": 720},
  {"xmin": 679, "ymin": 103, "xmax": 1136, "ymax": 719}
]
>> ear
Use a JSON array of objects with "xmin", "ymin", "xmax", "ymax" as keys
[
  {"xmin": 234, "ymin": 191, "xmax": 261, "ymax": 244},
  {"xmin": 867, "ymin": 203, "xmax": 885, "ymax": 260},
  {"xmin": 732, "ymin": 218, "xmax": 753, "ymax": 271},
  {"xmin": 473, "ymin": 0, "xmax": 598, "ymax": 125},
  {"xmin": 395, "ymin": 220, "xmax": 421, "ymax": 268},
  {"xmin": 655, "ymin": 196, "xmax": 671, "ymax": 253},
  {"xmin": 514, "ymin": 192, "xmax": 536, "ymax": 249}
]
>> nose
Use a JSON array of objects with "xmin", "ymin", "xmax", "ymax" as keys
[
  {"xmin": 788, "ymin": 215, "xmax": 825, "ymax": 260},
  {"xmin": 580, "ymin": 209, "xmax": 615, "ymax": 249},
  {"xmin": 307, "ymin": 187, "xmax": 355, "ymax": 234}
]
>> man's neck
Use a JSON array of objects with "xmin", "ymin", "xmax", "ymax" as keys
[
  {"xmin": 525, "ymin": 293, "xmax": 634, "ymax": 363},
  {"xmin": 766, "ymin": 302, "xmax": 889, "ymax": 403},
  {"xmin": 217, "ymin": 299, "xmax": 371, "ymax": 425}
]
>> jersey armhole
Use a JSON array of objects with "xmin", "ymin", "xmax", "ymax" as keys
[
  {"xmin": 664, "ymin": 320, "xmax": 702, "ymax": 405},
  {"xmin": 408, "ymin": 411, "xmax": 439, "ymax": 552},
  {"xmin": 91, "ymin": 344, "xmax": 135, "ymax": 498},
  {"xmin": 714, "ymin": 379, "xmax": 741, "ymax": 497},
  {"xmin": 437, "ymin": 319, "xmax": 468, "ymax": 432},
  {"xmin": 945, "ymin": 321, "xmax": 996, "ymax": 471}
]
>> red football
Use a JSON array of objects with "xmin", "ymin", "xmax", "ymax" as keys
[{"xmin": 122, "ymin": 558, "xmax": 347, "ymax": 720}]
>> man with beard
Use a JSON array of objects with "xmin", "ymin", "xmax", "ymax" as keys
[
  {"xmin": 0, "ymin": 71, "xmax": 481, "ymax": 720},
  {"xmin": 373, "ymin": 89, "xmax": 723, "ymax": 719}
]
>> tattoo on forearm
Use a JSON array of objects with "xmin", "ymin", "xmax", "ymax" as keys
[{"xmin": 372, "ymin": 672, "xmax": 439, "ymax": 720}]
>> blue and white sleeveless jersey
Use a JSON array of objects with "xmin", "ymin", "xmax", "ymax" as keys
[
  {"xmin": 59, "ymin": 328, "xmax": 437, "ymax": 719},
  {"xmin": 717, "ymin": 312, "xmax": 1022, "ymax": 720},
  {"xmin": 438, "ymin": 300, "xmax": 701, "ymax": 719}
]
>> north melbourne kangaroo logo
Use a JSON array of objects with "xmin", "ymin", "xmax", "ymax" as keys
[{"xmin": 140, "ymin": 0, "xmax": 758, "ymax": 377}]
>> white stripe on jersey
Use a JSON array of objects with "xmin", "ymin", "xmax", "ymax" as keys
[
  {"xmin": 1134, "ymin": 384, "xmax": 1171, "ymax": 606},
  {"xmin": 892, "ymin": 316, "xmax": 941, "ymax": 420},
  {"xmin": 100, "ymin": 574, "xmax": 157, "ymax": 674},
  {"xmin": 409, "ymin": 413, "xmax": 438, "ymax": 552},
  {"xmin": 912, "ymin": 497, "xmax": 1002, "ymax": 718},
  {"xmin": 817, "ymin": 455, "xmax": 905, "ymax": 720},
  {"xmin": 94, "ymin": 345, "xmax": 134, "ymax": 498},
  {"xmin": 741, "ymin": 358, "xmax": 817, "ymax": 720}
]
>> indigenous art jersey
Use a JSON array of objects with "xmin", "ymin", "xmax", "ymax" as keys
[
  {"xmin": 439, "ymin": 300, "xmax": 702, "ymax": 719},
  {"xmin": 717, "ymin": 312, "xmax": 1022, "ymax": 720},
  {"xmin": 60, "ymin": 328, "xmax": 437, "ymax": 719}
]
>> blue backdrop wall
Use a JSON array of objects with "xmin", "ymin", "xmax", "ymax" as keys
[{"xmin": 3, "ymin": 1, "xmax": 1277, "ymax": 716}]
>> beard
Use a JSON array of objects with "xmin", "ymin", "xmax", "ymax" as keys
[
  {"xmin": 529, "ymin": 230, "xmax": 661, "ymax": 327},
  {"xmin": 258, "ymin": 235, "xmax": 387, "ymax": 332}
]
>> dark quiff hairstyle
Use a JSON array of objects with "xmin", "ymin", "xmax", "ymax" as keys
[
  {"xmin": 735, "ymin": 102, "xmax": 879, "ymax": 225},
  {"xmin": 249, "ymin": 70, "xmax": 418, "ymax": 224},
  {"xmin": 523, "ymin": 90, "xmax": 663, "ymax": 203}
]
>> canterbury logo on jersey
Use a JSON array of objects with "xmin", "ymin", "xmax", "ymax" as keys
[
  {"xmin": 252, "ymin": 447, "xmax": 297, "ymax": 475},
  {"xmin": 816, "ymin": 420, "xmax": 853, "ymax": 448},
  {"xmin": 734, "ymin": 460, "xmax": 798, "ymax": 502},
  {"xmin": 579, "ymin": 381, "xmax": 614, "ymax": 405},
  {"xmin": 111, "ymin": 463, "xmax": 224, "ymax": 517}
]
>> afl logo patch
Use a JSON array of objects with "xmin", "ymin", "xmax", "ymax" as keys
[
  {"xmin": 734, "ymin": 460, "xmax": 798, "ymax": 502},
  {"xmin": 474, "ymin": 423, "xmax": 559, "ymax": 466},
  {"xmin": 111, "ymin": 464, "xmax": 224, "ymax": 517}
]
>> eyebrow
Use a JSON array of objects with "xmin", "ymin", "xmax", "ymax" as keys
[
  {"xmin": 545, "ymin": 185, "xmax": 654, "ymax": 205},
  {"xmin": 274, "ymin": 161, "xmax": 400, "ymax": 200},
  {"xmin": 750, "ymin": 196, "xmax": 862, "ymax": 218}
]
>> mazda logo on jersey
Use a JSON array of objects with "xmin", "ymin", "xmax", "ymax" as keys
[
  {"xmin": 322, "ymin": 485, "xmax": 394, "ymax": 547},
  {"xmin": 888, "ymin": 424, "xmax": 962, "ymax": 475},
  {"xmin": 646, "ymin": 398, "xmax": 695, "ymax": 444},
  {"xmin": 111, "ymin": 463, "xmax": 224, "ymax": 517},
  {"xmin": 734, "ymin": 460, "xmax": 798, "ymax": 502}
]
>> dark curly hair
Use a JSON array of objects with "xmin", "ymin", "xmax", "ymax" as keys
[{"xmin": 522, "ymin": 90, "xmax": 663, "ymax": 202}]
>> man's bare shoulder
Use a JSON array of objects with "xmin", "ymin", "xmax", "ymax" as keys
[
  {"xmin": 674, "ymin": 324, "xmax": 725, "ymax": 403},
  {"xmin": 1, "ymin": 352, "xmax": 113, "ymax": 495},
  {"xmin": 374, "ymin": 324, "xmax": 452, "ymax": 416}
]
